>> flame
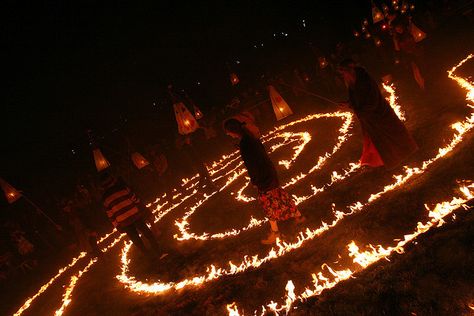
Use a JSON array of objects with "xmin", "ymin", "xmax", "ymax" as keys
[
  {"xmin": 13, "ymin": 54, "xmax": 474, "ymax": 316},
  {"xmin": 54, "ymin": 257, "xmax": 98, "ymax": 316},
  {"xmin": 382, "ymin": 82, "xmax": 406, "ymax": 121},
  {"xmin": 254, "ymin": 183, "xmax": 474, "ymax": 314}
]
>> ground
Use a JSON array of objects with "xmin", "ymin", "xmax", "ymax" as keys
[{"xmin": 5, "ymin": 19, "xmax": 474, "ymax": 316}]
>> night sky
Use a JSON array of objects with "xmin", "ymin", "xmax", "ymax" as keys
[{"xmin": 2, "ymin": 0, "xmax": 366, "ymax": 196}]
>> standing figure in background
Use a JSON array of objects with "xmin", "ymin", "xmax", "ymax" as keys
[
  {"xmin": 100, "ymin": 172, "xmax": 163, "ymax": 259},
  {"xmin": 186, "ymin": 128, "xmax": 217, "ymax": 190},
  {"xmin": 148, "ymin": 144, "xmax": 174, "ymax": 204},
  {"xmin": 224, "ymin": 119, "xmax": 305, "ymax": 245},
  {"xmin": 338, "ymin": 59, "xmax": 418, "ymax": 170},
  {"xmin": 392, "ymin": 18, "xmax": 425, "ymax": 90}
]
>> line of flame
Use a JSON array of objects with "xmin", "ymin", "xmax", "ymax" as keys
[
  {"xmin": 116, "ymin": 54, "xmax": 474, "ymax": 299},
  {"xmin": 227, "ymin": 53, "xmax": 474, "ymax": 315}
]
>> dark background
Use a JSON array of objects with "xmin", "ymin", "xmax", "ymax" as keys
[{"xmin": 2, "ymin": 0, "xmax": 374, "ymax": 207}]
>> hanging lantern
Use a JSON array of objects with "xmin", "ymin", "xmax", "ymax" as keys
[
  {"xmin": 230, "ymin": 73, "xmax": 239, "ymax": 85},
  {"xmin": 372, "ymin": 5, "xmax": 384, "ymax": 23},
  {"xmin": 363, "ymin": 19, "xmax": 369, "ymax": 26},
  {"xmin": 0, "ymin": 178, "xmax": 22, "ymax": 204},
  {"xmin": 173, "ymin": 102, "xmax": 199, "ymax": 135},
  {"xmin": 410, "ymin": 22, "xmax": 427, "ymax": 42},
  {"xmin": 193, "ymin": 104, "xmax": 203, "ymax": 120},
  {"xmin": 93, "ymin": 148, "xmax": 110, "ymax": 172},
  {"xmin": 268, "ymin": 85, "xmax": 293, "ymax": 121},
  {"xmin": 365, "ymin": 32, "xmax": 372, "ymax": 39},
  {"xmin": 353, "ymin": 30, "xmax": 360, "ymax": 37},
  {"xmin": 131, "ymin": 152, "xmax": 150, "ymax": 169}
]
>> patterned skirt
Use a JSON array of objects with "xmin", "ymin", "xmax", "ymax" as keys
[{"xmin": 258, "ymin": 187, "xmax": 299, "ymax": 221}]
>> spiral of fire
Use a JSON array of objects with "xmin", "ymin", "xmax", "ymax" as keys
[{"xmin": 12, "ymin": 54, "xmax": 474, "ymax": 316}]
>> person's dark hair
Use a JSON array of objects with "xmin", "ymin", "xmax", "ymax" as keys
[
  {"xmin": 223, "ymin": 118, "xmax": 252, "ymax": 138},
  {"xmin": 223, "ymin": 118, "xmax": 244, "ymax": 134}
]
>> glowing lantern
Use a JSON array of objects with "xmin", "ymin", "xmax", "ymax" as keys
[
  {"xmin": 372, "ymin": 5, "xmax": 384, "ymax": 23},
  {"xmin": 268, "ymin": 85, "xmax": 293, "ymax": 121},
  {"xmin": 0, "ymin": 178, "xmax": 21, "ymax": 204},
  {"xmin": 193, "ymin": 105, "xmax": 203, "ymax": 120},
  {"xmin": 363, "ymin": 19, "xmax": 369, "ymax": 26},
  {"xmin": 365, "ymin": 32, "xmax": 372, "ymax": 39},
  {"xmin": 353, "ymin": 30, "xmax": 360, "ymax": 37},
  {"xmin": 410, "ymin": 22, "xmax": 426, "ymax": 42},
  {"xmin": 173, "ymin": 102, "xmax": 199, "ymax": 135},
  {"xmin": 374, "ymin": 37, "xmax": 382, "ymax": 47},
  {"xmin": 319, "ymin": 57, "xmax": 328, "ymax": 69},
  {"xmin": 230, "ymin": 73, "xmax": 239, "ymax": 85},
  {"xmin": 131, "ymin": 152, "xmax": 150, "ymax": 169},
  {"xmin": 93, "ymin": 148, "xmax": 110, "ymax": 172}
]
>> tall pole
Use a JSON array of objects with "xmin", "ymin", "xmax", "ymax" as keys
[{"xmin": 21, "ymin": 195, "xmax": 62, "ymax": 231}]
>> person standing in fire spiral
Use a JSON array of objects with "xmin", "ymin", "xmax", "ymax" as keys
[{"xmin": 224, "ymin": 119, "xmax": 305, "ymax": 244}]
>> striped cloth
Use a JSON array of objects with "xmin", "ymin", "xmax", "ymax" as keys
[{"xmin": 102, "ymin": 181, "xmax": 147, "ymax": 229}]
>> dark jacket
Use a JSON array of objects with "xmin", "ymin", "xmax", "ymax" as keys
[
  {"xmin": 239, "ymin": 134, "xmax": 279, "ymax": 192},
  {"xmin": 348, "ymin": 67, "xmax": 418, "ymax": 169}
]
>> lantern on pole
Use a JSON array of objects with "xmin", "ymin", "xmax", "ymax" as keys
[
  {"xmin": 93, "ymin": 148, "xmax": 110, "ymax": 172},
  {"xmin": 0, "ymin": 178, "xmax": 62, "ymax": 230},
  {"xmin": 131, "ymin": 152, "xmax": 150, "ymax": 169},
  {"xmin": 372, "ymin": 5, "xmax": 384, "ymax": 23},
  {"xmin": 268, "ymin": 85, "xmax": 293, "ymax": 121},
  {"xmin": 410, "ymin": 22, "xmax": 426, "ymax": 42},
  {"xmin": 173, "ymin": 102, "xmax": 199, "ymax": 135},
  {"xmin": 230, "ymin": 73, "xmax": 240, "ymax": 85},
  {"xmin": 0, "ymin": 178, "xmax": 21, "ymax": 204}
]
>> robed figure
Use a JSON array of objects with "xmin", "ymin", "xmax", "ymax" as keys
[{"xmin": 338, "ymin": 60, "xmax": 418, "ymax": 169}]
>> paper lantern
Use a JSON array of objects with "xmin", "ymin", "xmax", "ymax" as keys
[
  {"xmin": 268, "ymin": 85, "xmax": 293, "ymax": 121},
  {"xmin": 93, "ymin": 148, "xmax": 110, "ymax": 172},
  {"xmin": 372, "ymin": 5, "xmax": 384, "ymax": 23},
  {"xmin": 353, "ymin": 30, "xmax": 360, "ymax": 37},
  {"xmin": 131, "ymin": 152, "xmax": 150, "ymax": 169},
  {"xmin": 193, "ymin": 104, "xmax": 203, "ymax": 120},
  {"xmin": 410, "ymin": 22, "xmax": 426, "ymax": 42},
  {"xmin": 173, "ymin": 102, "xmax": 199, "ymax": 135},
  {"xmin": 230, "ymin": 73, "xmax": 240, "ymax": 85},
  {"xmin": 0, "ymin": 178, "xmax": 22, "ymax": 204}
]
